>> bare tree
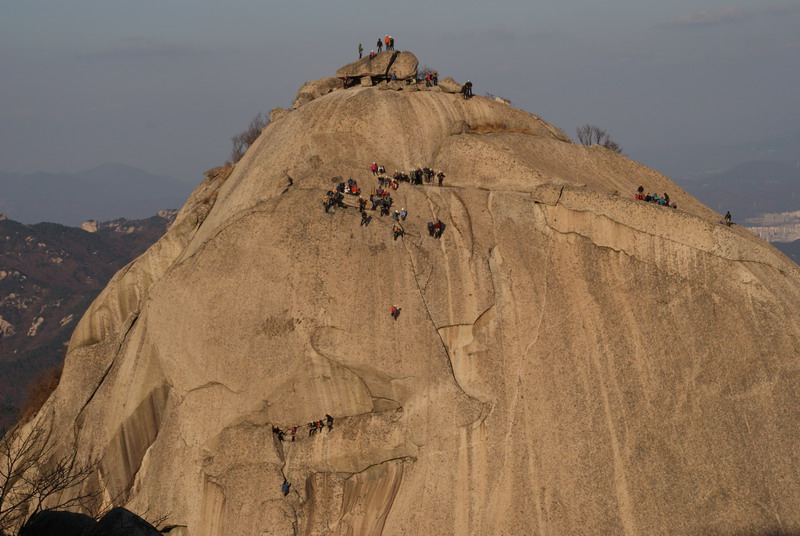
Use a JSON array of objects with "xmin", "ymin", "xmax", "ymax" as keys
[
  {"xmin": 575, "ymin": 124, "xmax": 623, "ymax": 154},
  {"xmin": 1, "ymin": 425, "xmax": 98, "ymax": 534},
  {"xmin": 230, "ymin": 112, "xmax": 269, "ymax": 163}
]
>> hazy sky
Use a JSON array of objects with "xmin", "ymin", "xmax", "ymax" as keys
[{"xmin": 2, "ymin": 0, "xmax": 799, "ymax": 182}]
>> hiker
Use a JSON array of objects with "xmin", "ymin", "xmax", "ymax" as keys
[
  {"xmin": 317, "ymin": 420, "xmax": 324, "ymax": 433},
  {"xmin": 425, "ymin": 73, "xmax": 432, "ymax": 87},
  {"xmin": 427, "ymin": 221, "xmax": 436, "ymax": 237},
  {"xmin": 360, "ymin": 211, "xmax": 371, "ymax": 226},
  {"xmin": 272, "ymin": 425, "xmax": 281, "ymax": 436},
  {"xmin": 724, "ymin": 211, "xmax": 732, "ymax": 225},
  {"xmin": 391, "ymin": 210, "xmax": 400, "ymax": 220},
  {"xmin": 461, "ymin": 80, "xmax": 473, "ymax": 99},
  {"xmin": 358, "ymin": 43, "xmax": 363, "ymax": 59},
  {"xmin": 399, "ymin": 208, "xmax": 408, "ymax": 221},
  {"xmin": 433, "ymin": 219, "xmax": 445, "ymax": 239},
  {"xmin": 380, "ymin": 203, "xmax": 391, "ymax": 217},
  {"xmin": 370, "ymin": 50, "xmax": 376, "ymax": 59},
  {"xmin": 278, "ymin": 429, "xmax": 286, "ymax": 442},
  {"xmin": 378, "ymin": 164, "xmax": 385, "ymax": 174},
  {"xmin": 377, "ymin": 39, "xmax": 383, "ymax": 53},
  {"xmin": 282, "ymin": 480, "xmax": 290, "ymax": 496},
  {"xmin": 664, "ymin": 192, "xmax": 670, "ymax": 205},
  {"xmin": 390, "ymin": 36, "xmax": 395, "ymax": 50},
  {"xmin": 326, "ymin": 414, "xmax": 334, "ymax": 431},
  {"xmin": 358, "ymin": 196, "xmax": 366, "ymax": 212},
  {"xmin": 392, "ymin": 223, "xmax": 404, "ymax": 240},
  {"xmin": 291, "ymin": 426, "xmax": 297, "ymax": 442},
  {"xmin": 432, "ymin": 71, "xmax": 438, "ymax": 85},
  {"xmin": 644, "ymin": 193, "xmax": 652, "ymax": 203},
  {"xmin": 370, "ymin": 162, "xmax": 379, "ymax": 175},
  {"xmin": 437, "ymin": 171, "xmax": 445, "ymax": 186},
  {"xmin": 391, "ymin": 305, "xmax": 401, "ymax": 320},
  {"xmin": 343, "ymin": 75, "xmax": 350, "ymax": 89},
  {"xmin": 384, "ymin": 35, "xmax": 391, "ymax": 50},
  {"xmin": 308, "ymin": 422, "xmax": 316, "ymax": 437}
]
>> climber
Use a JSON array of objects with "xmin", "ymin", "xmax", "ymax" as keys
[
  {"xmin": 360, "ymin": 211, "xmax": 371, "ymax": 226},
  {"xmin": 378, "ymin": 164, "xmax": 386, "ymax": 174},
  {"xmin": 370, "ymin": 50, "xmax": 376, "ymax": 59},
  {"xmin": 377, "ymin": 39, "xmax": 383, "ymax": 53},
  {"xmin": 437, "ymin": 171, "xmax": 445, "ymax": 186},
  {"xmin": 391, "ymin": 210, "xmax": 400, "ymax": 221},
  {"xmin": 399, "ymin": 208, "xmax": 408, "ymax": 221},
  {"xmin": 272, "ymin": 425, "xmax": 281, "ymax": 435},
  {"xmin": 278, "ymin": 429, "xmax": 286, "ymax": 442},
  {"xmin": 724, "ymin": 211, "xmax": 732, "ymax": 226},
  {"xmin": 308, "ymin": 422, "xmax": 316, "ymax": 437},
  {"xmin": 427, "ymin": 221, "xmax": 436, "ymax": 237},
  {"xmin": 370, "ymin": 162, "xmax": 379, "ymax": 175},
  {"xmin": 664, "ymin": 192, "xmax": 670, "ymax": 205},
  {"xmin": 290, "ymin": 426, "xmax": 297, "ymax": 442},
  {"xmin": 326, "ymin": 414, "xmax": 334, "ymax": 431},
  {"xmin": 392, "ymin": 222, "xmax": 404, "ymax": 241},
  {"xmin": 317, "ymin": 420, "xmax": 325, "ymax": 432},
  {"xmin": 358, "ymin": 196, "xmax": 366, "ymax": 212},
  {"xmin": 391, "ymin": 305, "xmax": 401, "ymax": 320},
  {"xmin": 282, "ymin": 480, "xmax": 290, "ymax": 496},
  {"xmin": 343, "ymin": 75, "xmax": 350, "ymax": 89},
  {"xmin": 637, "ymin": 184, "xmax": 644, "ymax": 195},
  {"xmin": 358, "ymin": 43, "xmax": 363, "ymax": 59},
  {"xmin": 433, "ymin": 219, "xmax": 445, "ymax": 239}
]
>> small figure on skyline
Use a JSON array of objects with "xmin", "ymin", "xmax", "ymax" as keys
[{"xmin": 358, "ymin": 43, "xmax": 363, "ymax": 59}]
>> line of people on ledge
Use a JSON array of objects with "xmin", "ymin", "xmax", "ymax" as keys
[
  {"xmin": 272, "ymin": 414, "xmax": 334, "ymax": 443},
  {"xmin": 634, "ymin": 185, "xmax": 677, "ymax": 209},
  {"xmin": 358, "ymin": 35, "xmax": 396, "ymax": 59}
]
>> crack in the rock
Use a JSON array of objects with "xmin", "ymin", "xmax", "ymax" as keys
[
  {"xmin": 185, "ymin": 381, "xmax": 242, "ymax": 395},
  {"xmin": 74, "ymin": 312, "xmax": 139, "ymax": 435},
  {"xmin": 398, "ymin": 229, "xmax": 484, "ymax": 412}
]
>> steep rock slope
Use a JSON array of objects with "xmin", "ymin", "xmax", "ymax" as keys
[{"xmin": 23, "ymin": 84, "xmax": 800, "ymax": 535}]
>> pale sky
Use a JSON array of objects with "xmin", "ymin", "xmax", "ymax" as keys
[{"xmin": 2, "ymin": 0, "xmax": 799, "ymax": 182}]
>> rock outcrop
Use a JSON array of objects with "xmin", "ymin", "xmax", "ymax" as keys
[
  {"xmin": 335, "ymin": 50, "xmax": 418, "ymax": 80},
  {"xmin": 15, "ymin": 63, "xmax": 800, "ymax": 536}
]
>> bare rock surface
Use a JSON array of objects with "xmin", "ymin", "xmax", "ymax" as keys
[
  {"xmin": 292, "ymin": 77, "xmax": 342, "ymax": 110},
  {"xmin": 16, "ymin": 76, "xmax": 800, "ymax": 536},
  {"xmin": 438, "ymin": 76, "xmax": 461, "ymax": 94}
]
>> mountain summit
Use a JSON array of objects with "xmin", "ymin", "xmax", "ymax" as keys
[{"xmin": 15, "ymin": 56, "xmax": 800, "ymax": 535}]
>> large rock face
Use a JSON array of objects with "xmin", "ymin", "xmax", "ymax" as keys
[{"xmin": 22, "ymin": 83, "xmax": 800, "ymax": 535}]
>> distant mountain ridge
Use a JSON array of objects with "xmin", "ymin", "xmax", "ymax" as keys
[
  {"xmin": 0, "ymin": 211, "xmax": 175, "ymax": 431},
  {"xmin": 675, "ymin": 160, "xmax": 800, "ymax": 220},
  {"xmin": 0, "ymin": 163, "xmax": 193, "ymax": 226}
]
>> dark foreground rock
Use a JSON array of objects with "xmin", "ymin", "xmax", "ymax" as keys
[{"xmin": 20, "ymin": 510, "xmax": 96, "ymax": 536}]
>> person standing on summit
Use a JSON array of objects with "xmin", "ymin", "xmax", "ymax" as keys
[
  {"xmin": 377, "ymin": 39, "xmax": 383, "ymax": 53},
  {"xmin": 358, "ymin": 43, "xmax": 363, "ymax": 59}
]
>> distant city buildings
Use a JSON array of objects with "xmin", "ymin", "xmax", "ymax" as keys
[{"xmin": 746, "ymin": 210, "xmax": 800, "ymax": 242}]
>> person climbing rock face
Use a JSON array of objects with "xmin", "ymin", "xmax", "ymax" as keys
[
  {"xmin": 282, "ymin": 480, "xmax": 290, "ymax": 496},
  {"xmin": 391, "ymin": 305, "xmax": 401, "ymax": 320}
]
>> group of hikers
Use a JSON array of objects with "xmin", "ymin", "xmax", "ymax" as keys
[
  {"xmin": 272, "ymin": 414, "xmax": 334, "ymax": 443},
  {"xmin": 323, "ymin": 161, "xmax": 450, "ymax": 244},
  {"xmin": 358, "ymin": 35, "xmax": 396, "ymax": 59},
  {"xmin": 634, "ymin": 185, "xmax": 677, "ymax": 209}
]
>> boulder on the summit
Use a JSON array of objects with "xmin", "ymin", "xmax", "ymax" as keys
[
  {"xmin": 85, "ymin": 507, "xmax": 160, "ymax": 536},
  {"xmin": 292, "ymin": 76, "xmax": 342, "ymax": 109},
  {"xmin": 438, "ymin": 77, "xmax": 461, "ymax": 94},
  {"xmin": 386, "ymin": 51, "xmax": 419, "ymax": 80},
  {"xmin": 19, "ymin": 510, "xmax": 97, "ymax": 536},
  {"xmin": 335, "ymin": 50, "xmax": 417, "ymax": 80}
]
